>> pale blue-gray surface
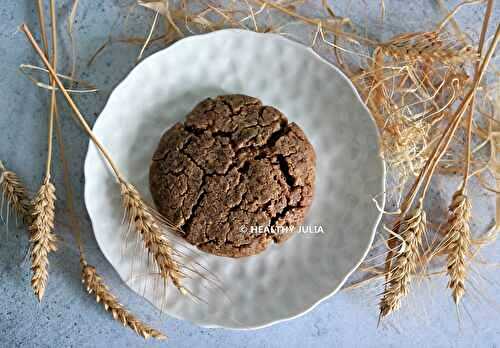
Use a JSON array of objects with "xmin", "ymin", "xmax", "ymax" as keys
[{"xmin": 1, "ymin": 1, "xmax": 499, "ymax": 347}]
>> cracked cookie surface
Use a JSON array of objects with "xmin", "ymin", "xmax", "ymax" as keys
[{"xmin": 149, "ymin": 94, "xmax": 316, "ymax": 257}]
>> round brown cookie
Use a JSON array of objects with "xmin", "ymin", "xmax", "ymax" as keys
[{"xmin": 149, "ymin": 94, "xmax": 316, "ymax": 257}]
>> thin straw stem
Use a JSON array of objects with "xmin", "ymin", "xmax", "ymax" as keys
[
  {"xmin": 45, "ymin": 0, "xmax": 57, "ymax": 179},
  {"xmin": 252, "ymin": 0, "xmax": 377, "ymax": 45},
  {"xmin": 20, "ymin": 23, "xmax": 124, "ymax": 183},
  {"xmin": 462, "ymin": 0, "xmax": 494, "ymax": 190},
  {"xmin": 437, "ymin": 0, "xmax": 485, "ymax": 30},
  {"xmin": 36, "ymin": 1, "xmax": 49, "ymax": 51}
]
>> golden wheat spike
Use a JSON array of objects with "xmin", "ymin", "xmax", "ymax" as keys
[
  {"xmin": 29, "ymin": 179, "xmax": 58, "ymax": 301},
  {"xmin": 380, "ymin": 203, "xmax": 426, "ymax": 318},
  {"xmin": 81, "ymin": 259, "xmax": 167, "ymax": 340},
  {"xmin": 0, "ymin": 161, "xmax": 32, "ymax": 224},
  {"xmin": 120, "ymin": 182, "xmax": 187, "ymax": 294},
  {"xmin": 444, "ymin": 191, "xmax": 471, "ymax": 304}
]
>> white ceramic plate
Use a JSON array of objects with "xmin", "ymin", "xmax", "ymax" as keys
[{"xmin": 84, "ymin": 29, "xmax": 385, "ymax": 329}]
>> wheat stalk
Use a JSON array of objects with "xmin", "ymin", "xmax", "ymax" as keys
[
  {"xmin": 0, "ymin": 161, "xmax": 32, "ymax": 224},
  {"xmin": 120, "ymin": 182, "xmax": 186, "ymax": 294},
  {"xmin": 26, "ymin": 0, "xmax": 59, "ymax": 303},
  {"xmin": 379, "ymin": 201, "xmax": 426, "ymax": 318},
  {"xmin": 21, "ymin": 23, "xmax": 190, "ymax": 298},
  {"xmin": 441, "ymin": 0, "xmax": 493, "ymax": 306},
  {"xmin": 81, "ymin": 258, "xmax": 167, "ymax": 340},
  {"xmin": 443, "ymin": 191, "xmax": 471, "ymax": 304},
  {"xmin": 29, "ymin": 178, "xmax": 57, "ymax": 301}
]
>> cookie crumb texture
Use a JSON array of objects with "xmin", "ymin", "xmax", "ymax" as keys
[{"xmin": 150, "ymin": 95, "xmax": 316, "ymax": 257}]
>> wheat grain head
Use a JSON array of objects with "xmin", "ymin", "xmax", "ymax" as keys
[
  {"xmin": 379, "ymin": 202, "xmax": 427, "ymax": 318},
  {"xmin": 29, "ymin": 178, "xmax": 57, "ymax": 301},
  {"xmin": 81, "ymin": 259, "xmax": 167, "ymax": 340},
  {"xmin": 0, "ymin": 162, "xmax": 32, "ymax": 224},
  {"xmin": 119, "ymin": 182, "xmax": 186, "ymax": 295},
  {"xmin": 444, "ymin": 191, "xmax": 471, "ymax": 304}
]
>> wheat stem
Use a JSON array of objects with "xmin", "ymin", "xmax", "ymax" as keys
[
  {"xmin": 137, "ymin": 9, "xmax": 160, "ymax": 61},
  {"xmin": 44, "ymin": 0, "xmax": 57, "ymax": 179},
  {"xmin": 462, "ymin": 0, "xmax": 494, "ymax": 190},
  {"xmin": 36, "ymin": 1, "xmax": 49, "ymax": 51},
  {"xmin": 25, "ymin": 0, "xmax": 59, "ymax": 303},
  {"xmin": 21, "ymin": 23, "xmax": 123, "ymax": 182}
]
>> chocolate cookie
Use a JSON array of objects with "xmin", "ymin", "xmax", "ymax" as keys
[{"xmin": 149, "ymin": 94, "xmax": 316, "ymax": 257}]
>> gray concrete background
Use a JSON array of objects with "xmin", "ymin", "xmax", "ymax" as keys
[{"xmin": 0, "ymin": 1, "xmax": 499, "ymax": 347}]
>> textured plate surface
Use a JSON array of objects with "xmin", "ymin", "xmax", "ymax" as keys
[{"xmin": 84, "ymin": 29, "xmax": 385, "ymax": 329}]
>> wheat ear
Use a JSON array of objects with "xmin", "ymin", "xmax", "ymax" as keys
[
  {"xmin": 380, "ymin": 201, "xmax": 426, "ymax": 318},
  {"xmin": 28, "ymin": 0, "xmax": 58, "ymax": 302},
  {"xmin": 120, "ymin": 182, "xmax": 186, "ymax": 294},
  {"xmin": 29, "ymin": 178, "xmax": 57, "ymax": 301},
  {"xmin": 81, "ymin": 258, "xmax": 167, "ymax": 340},
  {"xmin": 441, "ymin": 0, "xmax": 493, "ymax": 306},
  {"xmin": 443, "ymin": 192, "xmax": 471, "ymax": 304},
  {"xmin": 0, "ymin": 161, "xmax": 32, "ymax": 224}
]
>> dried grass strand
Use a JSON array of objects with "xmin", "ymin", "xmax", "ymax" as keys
[
  {"xmin": 19, "ymin": 64, "xmax": 98, "ymax": 93},
  {"xmin": 137, "ymin": 8, "xmax": 160, "ymax": 61},
  {"xmin": 28, "ymin": 2, "xmax": 58, "ymax": 302}
]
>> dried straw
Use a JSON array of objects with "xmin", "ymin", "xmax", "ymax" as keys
[
  {"xmin": 26, "ymin": 0, "xmax": 60, "ymax": 303},
  {"xmin": 440, "ymin": 0, "xmax": 495, "ymax": 306}
]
